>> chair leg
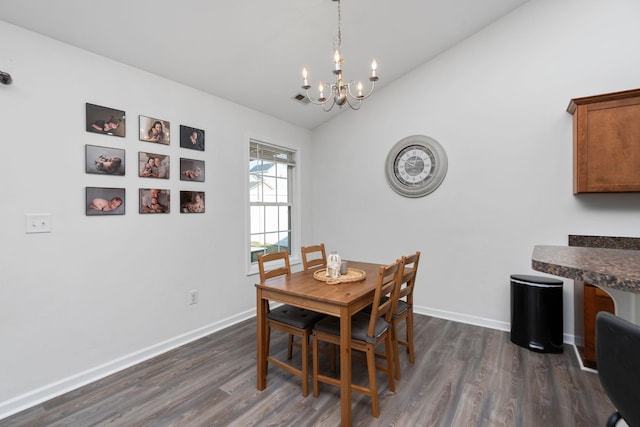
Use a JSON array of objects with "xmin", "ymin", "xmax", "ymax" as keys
[
  {"xmin": 391, "ymin": 321, "xmax": 401, "ymax": 380},
  {"xmin": 366, "ymin": 346, "xmax": 380, "ymax": 418},
  {"xmin": 301, "ymin": 332, "xmax": 309, "ymax": 397},
  {"xmin": 385, "ymin": 334, "xmax": 395, "ymax": 393},
  {"xmin": 329, "ymin": 343, "xmax": 337, "ymax": 372},
  {"xmin": 312, "ymin": 332, "xmax": 320, "ymax": 397},
  {"xmin": 287, "ymin": 334, "xmax": 295, "ymax": 360},
  {"xmin": 266, "ymin": 326, "xmax": 271, "ymax": 357},
  {"xmin": 406, "ymin": 310, "xmax": 415, "ymax": 363}
]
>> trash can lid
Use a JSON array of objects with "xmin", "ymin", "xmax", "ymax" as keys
[{"xmin": 510, "ymin": 274, "xmax": 563, "ymax": 286}]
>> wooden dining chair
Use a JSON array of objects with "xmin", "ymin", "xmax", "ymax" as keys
[
  {"xmin": 300, "ymin": 243, "xmax": 327, "ymax": 271},
  {"xmin": 311, "ymin": 261, "xmax": 400, "ymax": 417},
  {"xmin": 258, "ymin": 250, "xmax": 326, "ymax": 397},
  {"xmin": 391, "ymin": 251, "xmax": 421, "ymax": 380}
]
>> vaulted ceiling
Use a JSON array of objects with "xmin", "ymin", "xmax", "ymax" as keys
[{"xmin": 0, "ymin": 0, "xmax": 529, "ymax": 129}]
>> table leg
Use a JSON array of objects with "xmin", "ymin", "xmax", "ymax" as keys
[
  {"xmin": 340, "ymin": 306, "xmax": 352, "ymax": 427},
  {"xmin": 256, "ymin": 289, "xmax": 267, "ymax": 390}
]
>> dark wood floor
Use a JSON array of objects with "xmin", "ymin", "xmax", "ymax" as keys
[{"xmin": 2, "ymin": 314, "xmax": 615, "ymax": 426}]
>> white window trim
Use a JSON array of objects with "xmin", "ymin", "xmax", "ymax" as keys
[{"xmin": 245, "ymin": 135, "xmax": 301, "ymax": 276}]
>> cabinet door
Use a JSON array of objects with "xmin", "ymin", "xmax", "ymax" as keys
[
  {"xmin": 582, "ymin": 283, "xmax": 615, "ymax": 368},
  {"xmin": 569, "ymin": 89, "xmax": 640, "ymax": 193}
]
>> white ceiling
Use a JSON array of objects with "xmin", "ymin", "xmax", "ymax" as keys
[{"xmin": 0, "ymin": 0, "xmax": 528, "ymax": 130}]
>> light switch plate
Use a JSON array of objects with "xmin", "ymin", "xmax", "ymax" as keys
[{"xmin": 25, "ymin": 214, "xmax": 52, "ymax": 234}]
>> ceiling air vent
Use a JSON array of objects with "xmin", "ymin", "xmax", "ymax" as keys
[{"xmin": 292, "ymin": 93, "xmax": 310, "ymax": 105}]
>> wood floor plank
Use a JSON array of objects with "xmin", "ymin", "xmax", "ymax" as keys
[{"xmin": 1, "ymin": 315, "xmax": 616, "ymax": 426}]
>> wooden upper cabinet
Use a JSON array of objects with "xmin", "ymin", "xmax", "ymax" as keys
[{"xmin": 567, "ymin": 88, "xmax": 640, "ymax": 193}]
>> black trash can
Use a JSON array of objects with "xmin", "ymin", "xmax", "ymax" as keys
[{"xmin": 510, "ymin": 274, "xmax": 563, "ymax": 353}]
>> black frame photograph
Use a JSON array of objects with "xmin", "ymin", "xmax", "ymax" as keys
[
  {"xmin": 85, "ymin": 145, "xmax": 125, "ymax": 175},
  {"xmin": 179, "ymin": 125, "xmax": 205, "ymax": 151},
  {"xmin": 139, "ymin": 152, "xmax": 170, "ymax": 179},
  {"xmin": 179, "ymin": 158, "xmax": 205, "ymax": 182},
  {"xmin": 180, "ymin": 191, "xmax": 205, "ymax": 213},
  {"xmin": 86, "ymin": 103, "xmax": 126, "ymax": 137},
  {"xmin": 86, "ymin": 187, "xmax": 125, "ymax": 215},
  {"xmin": 139, "ymin": 188, "xmax": 170, "ymax": 214},
  {"xmin": 139, "ymin": 115, "xmax": 170, "ymax": 145}
]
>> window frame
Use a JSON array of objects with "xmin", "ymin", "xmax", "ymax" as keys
[{"xmin": 246, "ymin": 137, "xmax": 301, "ymax": 275}]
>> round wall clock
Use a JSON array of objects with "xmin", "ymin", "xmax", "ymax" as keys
[{"xmin": 385, "ymin": 135, "xmax": 448, "ymax": 198}]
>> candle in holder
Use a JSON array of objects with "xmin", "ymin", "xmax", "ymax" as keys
[
  {"xmin": 334, "ymin": 50, "xmax": 341, "ymax": 71},
  {"xmin": 340, "ymin": 260, "xmax": 348, "ymax": 275}
]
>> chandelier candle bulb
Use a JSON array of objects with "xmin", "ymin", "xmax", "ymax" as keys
[
  {"xmin": 302, "ymin": 68, "xmax": 309, "ymax": 88},
  {"xmin": 370, "ymin": 59, "xmax": 378, "ymax": 80},
  {"xmin": 334, "ymin": 50, "xmax": 341, "ymax": 71},
  {"xmin": 357, "ymin": 81, "xmax": 363, "ymax": 97}
]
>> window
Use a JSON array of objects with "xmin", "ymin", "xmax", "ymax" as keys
[{"xmin": 249, "ymin": 140, "xmax": 295, "ymax": 265}]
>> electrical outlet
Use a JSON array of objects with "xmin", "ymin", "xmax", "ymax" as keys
[
  {"xmin": 25, "ymin": 213, "xmax": 52, "ymax": 234},
  {"xmin": 188, "ymin": 289, "xmax": 198, "ymax": 305}
]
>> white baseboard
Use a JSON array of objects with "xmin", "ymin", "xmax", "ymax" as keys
[
  {"xmin": 414, "ymin": 305, "xmax": 575, "ymax": 345},
  {"xmin": 0, "ymin": 309, "xmax": 254, "ymax": 421},
  {"xmin": 571, "ymin": 343, "xmax": 598, "ymax": 373}
]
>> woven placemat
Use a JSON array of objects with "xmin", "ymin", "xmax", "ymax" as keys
[{"xmin": 313, "ymin": 268, "xmax": 367, "ymax": 285}]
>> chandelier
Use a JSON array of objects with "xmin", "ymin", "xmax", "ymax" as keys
[{"xmin": 301, "ymin": 0, "xmax": 378, "ymax": 111}]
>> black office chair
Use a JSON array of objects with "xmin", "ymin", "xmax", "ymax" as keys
[{"xmin": 596, "ymin": 311, "xmax": 640, "ymax": 427}]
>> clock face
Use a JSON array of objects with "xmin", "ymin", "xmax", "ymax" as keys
[
  {"xmin": 385, "ymin": 135, "xmax": 447, "ymax": 198},
  {"xmin": 394, "ymin": 145, "xmax": 435, "ymax": 186}
]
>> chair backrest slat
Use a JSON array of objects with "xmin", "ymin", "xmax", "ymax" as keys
[
  {"xmin": 367, "ymin": 261, "xmax": 400, "ymax": 338},
  {"xmin": 258, "ymin": 250, "xmax": 291, "ymax": 282},
  {"xmin": 301, "ymin": 243, "xmax": 327, "ymax": 271},
  {"xmin": 397, "ymin": 251, "xmax": 420, "ymax": 306}
]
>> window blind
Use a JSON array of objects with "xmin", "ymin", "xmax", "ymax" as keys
[{"xmin": 250, "ymin": 140, "xmax": 296, "ymax": 166}]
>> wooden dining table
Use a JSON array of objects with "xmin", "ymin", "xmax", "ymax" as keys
[{"xmin": 255, "ymin": 260, "xmax": 383, "ymax": 427}]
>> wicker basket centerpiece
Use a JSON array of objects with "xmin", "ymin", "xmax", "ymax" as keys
[{"xmin": 313, "ymin": 268, "xmax": 367, "ymax": 285}]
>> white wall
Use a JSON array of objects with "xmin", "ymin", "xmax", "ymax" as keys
[
  {"xmin": 0, "ymin": 21, "xmax": 312, "ymax": 416},
  {"xmin": 310, "ymin": 0, "xmax": 640, "ymax": 331}
]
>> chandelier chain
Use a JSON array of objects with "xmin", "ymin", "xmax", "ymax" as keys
[{"xmin": 336, "ymin": 0, "xmax": 342, "ymax": 52}]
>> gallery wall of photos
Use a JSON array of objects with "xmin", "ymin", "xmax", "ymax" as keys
[{"xmin": 84, "ymin": 102, "xmax": 206, "ymax": 216}]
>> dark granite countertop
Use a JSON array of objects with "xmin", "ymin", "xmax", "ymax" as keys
[{"xmin": 532, "ymin": 245, "xmax": 640, "ymax": 294}]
